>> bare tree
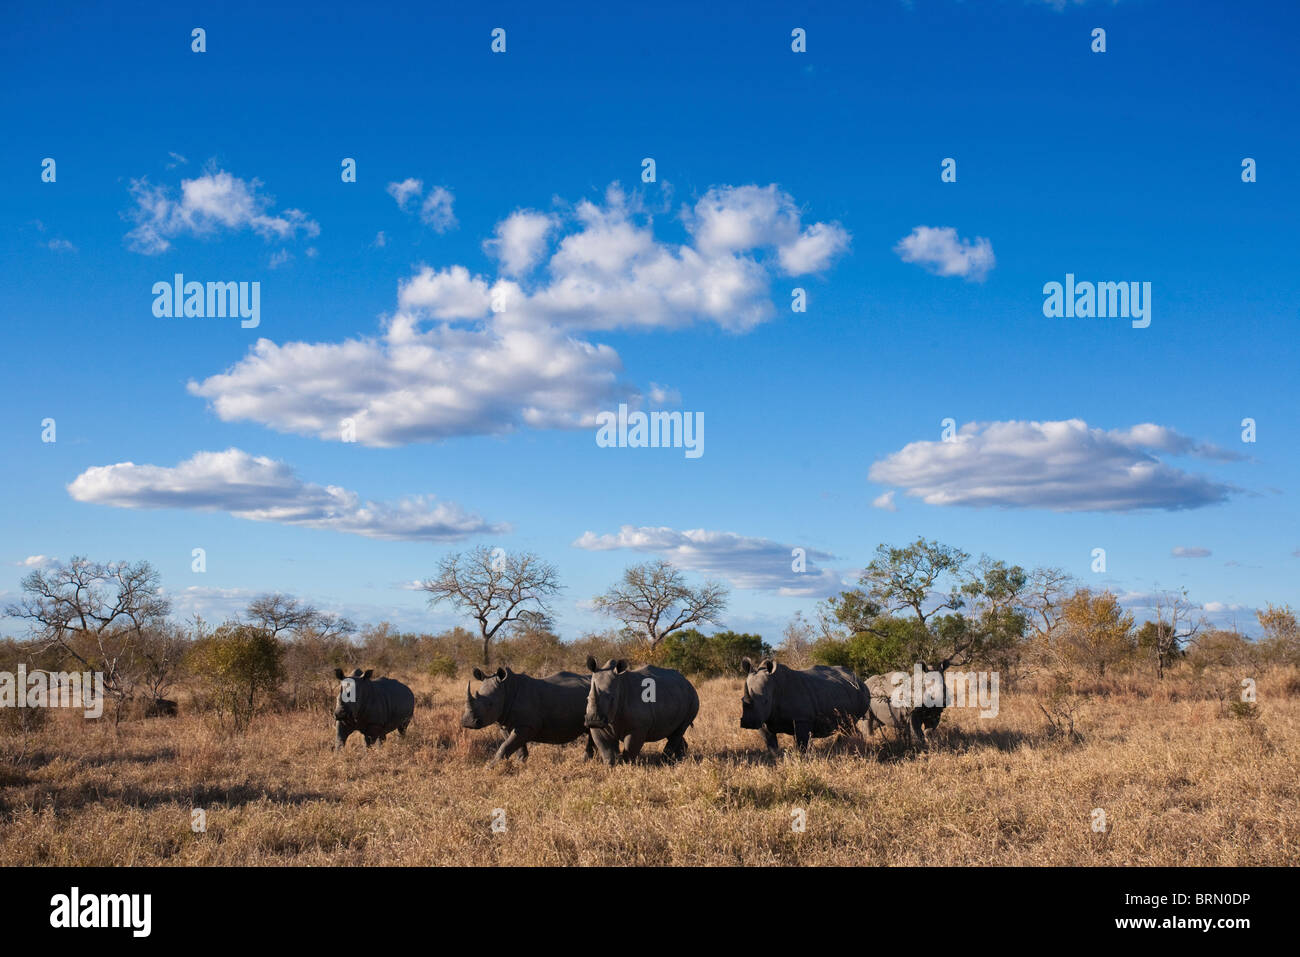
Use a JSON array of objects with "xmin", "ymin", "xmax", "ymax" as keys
[
  {"xmin": 246, "ymin": 593, "xmax": 353, "ymax": 641},
  {"xmin": 4, "ymin": 557, "xmax": 170, "ymax": 720},
  {"xmin": 420, "ymin": 546, "xmax": 561, "ymax": 665},
  {"xmin": 136, "ymin": 621, "xmax": 190, "ymax": 707},
  {"xmin": 1149, "ymin": 587, "xmax": 1203, "ymax": 680},
  {"xmin": 593, "ymin": 560, "xmax": 728, "ymax": 649},
  {"xmin": 1021, "ymin": 566, "xmax": 1075, "ymax": 674}
]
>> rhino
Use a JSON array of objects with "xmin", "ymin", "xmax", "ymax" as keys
[
  {"xmin": 143, "ymin": 697, "xmax": 178, "ymax": 718},
  {"xmin": 462, "ymin": 666, "xmax": 595, "ymax": 764},
  {"xmin": 584, "ymin": 656, "xmax": 699, "ymax": 766},
  {"xmin": 740, "ymin": 657, "xmax": 872, "ymax": 755},
  {"xmin": 865, "ymin": 661, "xmax": 950, "ymax": 749},
  {"xmin": 333, "ymin": 668, "xmax": 415, "ymax": 749}
]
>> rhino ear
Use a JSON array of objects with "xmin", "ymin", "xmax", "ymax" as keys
[
  {"xmin": 762, "ymin": 658, "xmax": 776, "ymax": 674},
  {"xmin": 472, "ymin": 667, "xmax": 486, "ymax": 682},
  {"xmin": 351, "ymin": 668, "xmax": 364, "ymax": 678},
  {"xmin": 334, "ymin": 668, "xmax": 346, "ymax": 680},
  {"xmin": 495, "ymin": 667, "xmax": 507, "ymax": 681},
  {"xmin": 362, "ymin": 669, "xmax": 374, "ymax": 681},
  {"xmin": 741, "ymin": 657, "xmax": 753, "ymax": 675},
  {"xmin": 586, "ymin": 655, "xmax": 599, "ymax": 672},
  {"xmin": 614, "ymin": 659, "xmax": 629, "ymax": 674}
]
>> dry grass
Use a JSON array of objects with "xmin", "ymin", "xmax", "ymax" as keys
[{"xmin": 2, "ymin": 672, "xmax": 1297, "ymax": 866}]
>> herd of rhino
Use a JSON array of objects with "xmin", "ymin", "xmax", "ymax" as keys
[{"xmin": 332, "ymin": 657, "xmax": 953, "ymax": 764}]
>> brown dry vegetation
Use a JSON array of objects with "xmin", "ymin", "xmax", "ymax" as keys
[{"xmin": 2, "ymin": 670, "xmax": 1297, "ymax": 866}]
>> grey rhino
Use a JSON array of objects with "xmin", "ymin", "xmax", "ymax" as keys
[
  {"xmin": 462, "ymin": 666, "xmax": 595, "ymax": 764},
  {"xmin": 865, "ymin": 661, "xmax": 950, "ymax": 749},
  {"xmin": 740, "ymin": 657, "xmax": 872, "ymax": 754},
  {"xmin": 584, "ymin": 656, "xmax": 699, "ymax": 766},
  {"xmin": 333, "ymin": 668, "xmax": 415, "ymax": 749}
]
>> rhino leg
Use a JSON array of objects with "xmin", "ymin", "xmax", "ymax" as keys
[
  {"xmin": 363, "ymin": 734, "xmax": 377, "ymax": 747},
  {"xmin": 793, "ymin": 720, "xmax": 814, "ymax": 753},
  {"xmin": 620, "ymin": 732, "xmax": 646, "ymax": 763},
  {"xmin": 397, "ymin": 721, "xmax": 409, "ymax": 737},
  {"xmin": 591, "ymin": 731, "xmax": 619, "ymax": 767},
  {"xmin": 760, "ymin": 727, "xmax": 781, "ymax": 757},
  {"xmin": 583, "ymin": 733, "xmax": 596, "ymax": 761},
  {"xmin": 334, "ymin": 722, "xmax": 352, "ymax": 750},
  {"xmin": 909, "ymin": 712, "xmax": 929, "ymax": 750},
  {"xmin": 664, "ymin": 733, "xmax": 689, "ymax": 763},
  {"xmin": 490, "ymin": 729, "xmax": 530, "ymax": 765}
]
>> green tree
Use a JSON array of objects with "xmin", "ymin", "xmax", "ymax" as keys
[
  {"xmin": 188, "ymin": 624, "xmax": 285, "ymax": 731},
  {"xmin": 1054, "ymin": 589, "xmax": 1137, "ymax": 677},
  {"xmin": 658, "ymin": 629, "xmax": 770, "ymax": 677}
]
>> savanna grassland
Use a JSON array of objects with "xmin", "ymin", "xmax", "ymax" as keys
[{"xmin": 2, "ymin": 671, "xmax": 1297, "ymax": 866}]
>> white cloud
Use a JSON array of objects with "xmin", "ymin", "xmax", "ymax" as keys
[
  {"xmin": 871, "ymin": 490, "xmax": 897, "ymax": 512},
  {"xmin": 386, "ymin": 178, "xmax": 423, "ymax": 210},
  {"xmin": 47, "ymin": 238, "xmax": 77, "ymax": 253},
  {"xmin": 397, "ymin": 265, "xmax": 491, "ymax": 319},
  {"xmin": 484, "ymin": 210, "xmax": 555, "ymax": 276},
  {"xmin": 373, "ymin": 231, "xmax": 387, "ymax": 248},
  {"xmin": 894, "ymin": 225, "xmax": 995, "ymax": 281},
  {"xmin": 387, "ymin": 179, "xmax": 457, "ymax": 232},
  {"xmin": 647, "ymin": 382, "xmax": 681, "ymax": 406},
  {"xmin": 188, "ymin": 320, "xmax": 626, "ymax": 446},
  {"xmin": 125, "ymin": 167, "xmax": 319, "ymax": 254},
  {"xmin": 1171, "ymin": 546, "xmax": 1211, "ymax": 558},
  {"xmin": 687, "ymin": 184, "xmax": 850, "ymax": 276},
  {"xmin": 420, "ymin": 186, "xmax": 457, "ymax": 233},
  {"xmin": 573, "ymin": 524, "xmax": 841, "ymax": 596},
  {"xmin": 869, "ymin": 419, "xmax": 1241, "ymax": 512},
  {"xmin": 778, "ymin": 221, "xmax": 851, "ymax": 274},
  {"xmin": 189, "ymin": 182, "xmax": 847, "ymax": 445},
  {"xmin": 67, "ymin": 449, "xmax": 506, "ymax": 542},
  {"xmin": 14, "ymin": 555, "xmax": 56, "ymax": 567}
]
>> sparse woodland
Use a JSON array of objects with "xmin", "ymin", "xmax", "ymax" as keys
[{"xmin": 2, "ymin": 546, "xmax": 1297, "ymax": 865}]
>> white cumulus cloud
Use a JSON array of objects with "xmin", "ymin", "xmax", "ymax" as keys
[
  {"xmin": 869, "ymin": 419, "xmax": 1241, "ymax": 512},
  {"xmin": 125, "ymin": 167, "xmax": 319, "ymax": 254},
  {"xmin": 573, "ymin": 524, "xmax": 841, "ymax": 597},
  {"xmin": 484, "ymin": 210, "xmax": 555, "ymax": 276},
  {"xmin": 67, "ymin": 449, "xmax": 506, "ymax": 542},
  {"xmin": 188, "ymin": 182, "xmax": 848, "ymax": 446},
  {"xmin": 894, "ymin": 225, "xmax": 995, "ymax": 281}
]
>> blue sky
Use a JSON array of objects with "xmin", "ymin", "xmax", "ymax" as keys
[{"xmin": 2, "ymin": 0, "xmax": 1297, "ymax": 641}]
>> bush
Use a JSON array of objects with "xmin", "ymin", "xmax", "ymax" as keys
[
  {"xmin": 810, "ymin": 627, "xmax": 908, "ymax": 677},
  {"xmin": 657, "ymin": 630, "xmax": 772, "ymax": 678},
  {"xmin": 187, "ymin": 624, "xmax": 285, "ymax": 731},
  {"xmin": 427, "ymin": 653, "xmax": 457, "ymax": 679},
  {"xmin": 0, "ymin": 702, "xmax": 49, "ymax": 736}
]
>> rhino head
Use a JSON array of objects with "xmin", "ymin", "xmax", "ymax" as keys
[
  {"xmin": 584, "ymin": 656, "xmax": 629, "ymax": 728},
  {"xmin": 740, "ymin": 657, "xmax": 778, "ymax": 728},
  {"xmin": 333, "ymin": 667, "xmax": 373, "ymax": 724},
  {"xmin": 462, "ymin": 667, "xmax": 510, "ymax": 729}
]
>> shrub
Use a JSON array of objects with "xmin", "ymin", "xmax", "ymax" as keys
[
  {"xmin": 658, "ymin": 630, "xmax": 771, "ymax": 678},
  {"xmin": 187, "ymin": 624, "xmax": 285, "ymax": 731}
]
